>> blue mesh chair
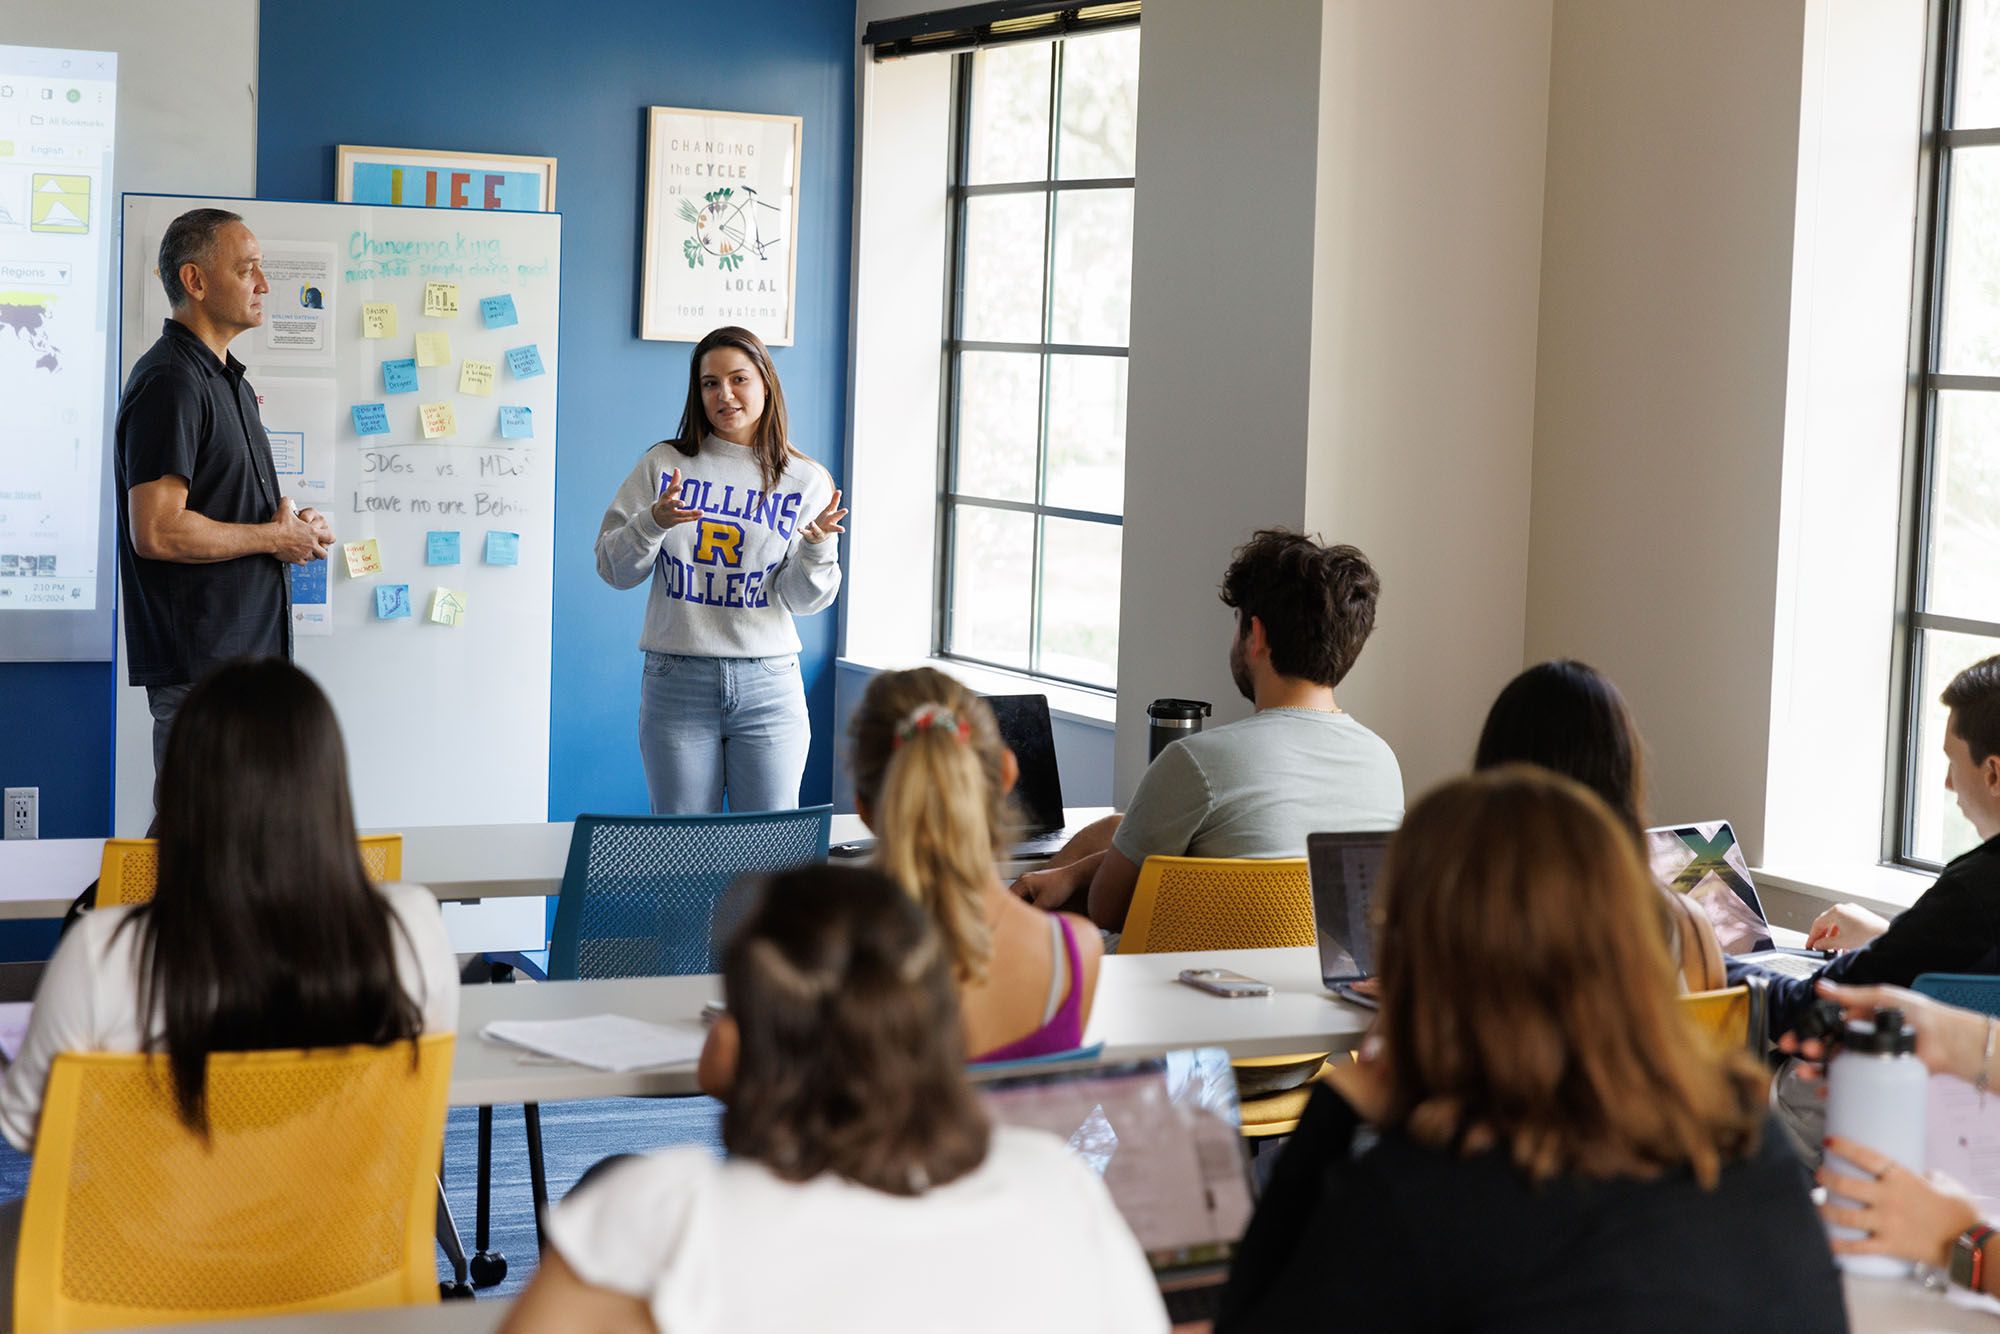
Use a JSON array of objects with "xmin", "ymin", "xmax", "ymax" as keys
[
  {"xmin": 466, "ymin": 807, "xmax": 831, "ymax": 1286},
  {"xmin": 1912, "ymin": 973, "xmax": 2000, "ymax": 1016}
]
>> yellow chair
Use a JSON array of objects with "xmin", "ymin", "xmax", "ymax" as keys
[
  {"xmin": 1119, "ymin": 856, "xmax": 1324, "ymax": 1138},
  {"xmin": 16, "ymin": 1033, "xmax": 454, "ymax": 1332},
  {"xmin": 1117, "ymin": 856, "xmax": 1315, "ymax": 955},
  {"xmin": 97, "ymin": 834, "xmax": 404, "ymax": 908},
  {"xmin": 1679, "ymin": 983, "xmax": 1765, "ymax": 1057}
]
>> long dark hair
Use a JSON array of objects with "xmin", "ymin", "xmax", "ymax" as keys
[
  {"xmin": 117, "ymin": 659, "xmax": 423, "ymax": 1134},
  {"xmin": 669, "ymin": 325, "xmax": 798, "ymax": 494},
  {"xmin": 1474, "ymin": 659, "xmax": 1647, "ymax": 837},
  {"xmin": 721, "ymin": 865, "xmax": 991, "ymax": 1194}
]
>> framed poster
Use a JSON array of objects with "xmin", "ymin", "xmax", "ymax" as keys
[
  {"xmin": 641, "ymin": 106, "xmax": 802, "ymax": 345},
  {"xmin": 336, "ymin": 145, "xmax": 557, "ymax": 212}
]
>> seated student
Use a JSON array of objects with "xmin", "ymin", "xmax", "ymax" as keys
[
  {"xmin": 848, "ymin": 668, "xmax": 1102, "ymax": 1063},
  {"xmin": 1474, "ymin": 658, "xmax": 1726, "ymax": 992},
  {"xmin": 1779, "ymin": 979, "xmax": 2000, "ymax": 1289},
  {"xmin": 0, "ymin": 660, "xmax": 458, "ymax": 1318},
  {"xmin": 1015, "ymin": 528, "xmax": 1403, "ymax": 931},
  {"xmin": 1216, "ymin": 767, "xmax": 1844, "ymax": 1333},
  {"xmin": 502, "ymin": 865, "xmax": 1167, "ymax": 1334},
  {"xmin": 1751, "ymin": 655, "xmax": 2000, "ymax": 1038}
]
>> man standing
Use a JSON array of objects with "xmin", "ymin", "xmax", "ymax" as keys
[
  {"xmin": 115, "ymin": 209, "xmax": 331, "ymax": 770},
  {"xmin": 1014, "ymin": 528, "xmax": 1404, "ymax": 932}
]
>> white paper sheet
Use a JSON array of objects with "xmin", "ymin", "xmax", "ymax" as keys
[{"xmin": 480, "ymin": 1013, "xmax": 706, "ymax": 1073}]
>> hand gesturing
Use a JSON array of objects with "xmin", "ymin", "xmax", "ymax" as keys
[
  {"xmin": 650, "ymin": 468, "xmax": 704, "ymax": 529},
  {"xmin": 801, "ymin": 488, "xmax": 847, "ymax": 545}
]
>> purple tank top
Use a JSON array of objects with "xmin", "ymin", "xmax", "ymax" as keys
[{"xmin": 972, "ymin": 914, "xmax": 1087, "ymax": 1064}]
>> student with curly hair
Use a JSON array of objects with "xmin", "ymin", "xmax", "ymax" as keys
[{"xmin": 1015, "ymin": 528, "xmax": 1403, "ymax": 932}]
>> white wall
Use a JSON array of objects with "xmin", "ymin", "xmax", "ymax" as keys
[
  {"xmin": 1526, "ymin": 0, "xmax": 1810, "ymax": 859},
  {"xmin": 0, "ymin": 0, "xmax": 260, "ymax": 834},
  {"xmin": 1304, "ymin": 0, "xmax": 1553, "ymax": 799},
  {"xmin": 1111, "ymin": 0, "xmax": 1327, "ymax": 799}
]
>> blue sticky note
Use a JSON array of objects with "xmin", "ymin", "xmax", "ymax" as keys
[
  {"xmin": 505, "ymin": 344, "xmax": 545, "ymax": 379},
  {"xmin": 480, "ymin": 294, "xmax": 519, "ymax": 329},
  {"xmin": 351, "ymin": 403, "xmax": 390, "ymax": 436},
  {"xmin": 375, "ymin": 584, "xmax": 412, "ymax": 620},
  {"xmin": 498, "ymin": 405, "xmax": 533, "ymax": 439},
  {"xmin": 290, "ymin": 558, "xmax": 327, "ymax": 604},
  {"xmin": 427, "ymin": 531, "xmax": 461, "ymax": 565},
  {"xmin": 383, "ymin": 358, "xmax": 419, "ymax": 394},
  {"xmin": 484, "ymin": 531, "xmax": 520, "ymax": 566}
]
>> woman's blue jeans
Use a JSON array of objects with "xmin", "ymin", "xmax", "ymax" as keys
[{"xmin": 637, "ymin": 651, "xmax": 810, "ymax": 814}]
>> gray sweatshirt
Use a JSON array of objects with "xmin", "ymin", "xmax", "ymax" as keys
[{"xmin": 595, "ymin": 435, "xmax": 841, "ymax": 658}]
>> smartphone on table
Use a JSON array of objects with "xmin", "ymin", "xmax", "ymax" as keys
[{"xmin": 1176, "ymin": 968, "xmax": 1273, "ymax": 998}]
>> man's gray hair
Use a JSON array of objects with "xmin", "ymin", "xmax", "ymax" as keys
[{"xmin": 158, "ymin": 208, "xmax": 243, "ymax": 308}]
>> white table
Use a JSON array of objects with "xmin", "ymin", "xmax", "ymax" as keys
[
  {"xmin": 0, "ymin": 810, "xmax": 1112, "ymax": 922},
  {"xmin": 1844, "ymin": 1273, "xmax": 2000, "ymax": 1330},
  {"xmin": 92, "ymin": 1269, "xmax": 1997, "ymax": 1333},
  {"xmin": 106, "ymin": 1300, "xmax": 511, "ymax": 1333},
  {"xmin": 450, "ymin": 945, "xmax": 1369, "ymax": 1106}
]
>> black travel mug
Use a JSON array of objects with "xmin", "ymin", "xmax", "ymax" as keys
[{"xmin": 1146, "ymin": 698, "xmax": 1211, "ymax": 762}]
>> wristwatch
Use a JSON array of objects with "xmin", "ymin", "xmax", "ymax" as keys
[{"xmin": 1950, "ymin": 1224, "xmax": 1997, "ymax": 1290}]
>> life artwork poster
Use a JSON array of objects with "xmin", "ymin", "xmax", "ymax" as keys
[{"xmin": 641, "ymin": 107, "xmax": 802, "ymax": 346}]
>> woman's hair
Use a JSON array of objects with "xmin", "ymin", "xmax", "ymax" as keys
[
  {"xmin": 847, "ymin": 668, "xmax": 1016, "ymax": 985},
  {"xmin": 1474, "ymin": 659, "xmax": 1647, "ymax": 837},
  {"xmin": 669, "ymin": 325, "xmax": 798, "ymax": 494},
  {"xmin": 1372, "ymin": 766, "xmax": 1766, "ymax": 1187},
  {"xmin": 118, "ymin": 659, "xmax": 422, "ymax": 1135},
  {"xmin": 721, "ymin": 864, "xmax": 991, "ymax": 1194}
]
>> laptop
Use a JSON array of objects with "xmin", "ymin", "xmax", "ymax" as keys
[
  {"xmin": 1306, "ymin": 831, "xmax": 1393, "ymax": 1004},
  {"xmin": 832, "ymin": 693, "xmax": 1077, "ymax": 861},
  {"xmin": 1646, "ymin": 821, "xmax": 1831, "ymax": 979},
  {"xmin": 977, "ymin": 1049, "xmax": 1257, "ymax": 1325}
]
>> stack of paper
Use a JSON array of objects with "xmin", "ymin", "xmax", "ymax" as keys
[{"xmin": 480, "ymin": 1014, "xmax": 705, "ymax": 1073}]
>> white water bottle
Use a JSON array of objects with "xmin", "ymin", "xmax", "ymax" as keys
[{"xmin": 1824, "ymin": 1008, "xmax": 1929, "ymax": 1277}]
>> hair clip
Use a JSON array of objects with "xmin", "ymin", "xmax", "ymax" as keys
[{"xmin": 892, "ymin": 703, "xmax": 972, "ymax": 748}]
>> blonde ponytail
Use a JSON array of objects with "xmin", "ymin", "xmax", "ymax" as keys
[{"xmin": 849, "ymin": 669, "xmax": 1017, "ymax": 985}]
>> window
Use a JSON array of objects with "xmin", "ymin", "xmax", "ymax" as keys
[
  {"xmin": 935, "ymin": 28, "xmax": 1138, "ymax": 691},
  {"xmin": 1896, "ymin": 0, "xmax": 2000, "ymax": 865}
]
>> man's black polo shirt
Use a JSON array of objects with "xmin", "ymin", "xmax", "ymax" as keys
[
  {"xmin": 114, "ymin": 319, "xmax": 289, "ymax": 687},
  {"xmin": 1754, "ymin": 830, "xmax": 2000, "ymax": 1036}
]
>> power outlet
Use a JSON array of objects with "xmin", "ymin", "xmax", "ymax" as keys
[{"xmin": 4, "ymin": 788, "xmax": 37, "ymax": 841}]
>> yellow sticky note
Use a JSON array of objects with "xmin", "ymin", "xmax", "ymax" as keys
[
  {"xmin": 341, "ymin": 538, "xmax": 382, "ymax": 578},
  {"xmin": 459, "ymin": 359, "xmax": 496, "ymax": 396},
  {"xmin": 419, "ymin": 402, "xmax": 458, "ymax": 439},
  {"xmin": 423, "ymin": 282, "xmax": 460, "ymax": 317},
  {"xmin": 428, "ymin": 587, "xmax": 468, "ymax": 627},
  {"xmin": 415, "ymin": 331, "xmax": 452, "ymax": 367},
  {"xmin": 361, "ymin": 303, "xmax": 397, "ymax": 339}
]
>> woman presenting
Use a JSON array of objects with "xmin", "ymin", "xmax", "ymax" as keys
[{"xmin": 596, "ymin": 326, "xmax": 846, "ymax": 814}]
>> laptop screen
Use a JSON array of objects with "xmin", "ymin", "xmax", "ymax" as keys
[
  {"xmin": 977, "ymin": 1050, "xmax": 1254, "ymax": 1272},
  {"xmin": 985, "ymin": 694, "xmax": 1066, "ymax": 834},
  {"xmin": 1306, "ymin": 831, "xmax": 1391, "ymax": 983},
  {"xmin": 1644, "ymin": 821, "xmax": 1773, "ymax": 954}
]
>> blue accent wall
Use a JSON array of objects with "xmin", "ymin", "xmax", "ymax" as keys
[
  {"xmin": 257, "ymin": 0, "xmax": 855, "ymax": 817},
  {"xmin": 0, "ymin": 662, "xmax": 114, "ymax": 841}
]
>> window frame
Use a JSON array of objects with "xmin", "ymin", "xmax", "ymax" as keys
[
  {"xmin": 933, "ymin": 30, "xmax": 1135, "ymax": 694},
  {"xmin": 1889, "ymin": 0, "xmax": 1982, "ymax": 869}
]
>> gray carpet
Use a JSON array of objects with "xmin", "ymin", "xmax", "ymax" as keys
[
  {"xmin": 434, "ymin": 1097, "xmax": 725, "ymax": 1299},
  {"xmin": 0, "ymin": 1095, "xmax": 724, "ymax": 1305}
]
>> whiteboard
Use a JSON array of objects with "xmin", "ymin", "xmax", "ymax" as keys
[{"xmin": 116, "ymin": 195, "xmax": 559, "ymax": 831}]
